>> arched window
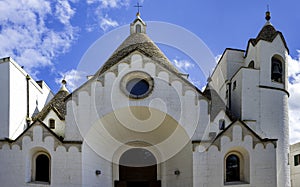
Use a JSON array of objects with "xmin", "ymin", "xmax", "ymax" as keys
[
  {"xmin": 226, "ymin": 154, "xmax": 240, "ymax": 182},
  {"xmin": 225, "ymin": 149, "xmax": 249, "ymax": 184},
  {"xmin": 49, "ymin": 119, "xmax": 55, "ymax": 129},
  {"xmin": 136, "ymin": 24, "xmax": 141, "ymax": 33},
  {"xmin": 271, "ymin": 57, "xmax": 283, "ymax": 83},
  {"xmin": 34, "ymin": 153, "xmax": 50, "ymax": 183}
]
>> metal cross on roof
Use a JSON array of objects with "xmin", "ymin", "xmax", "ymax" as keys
[{"xmin": 134, "ymin": 2, "xmax": 143, "ymax": 14}]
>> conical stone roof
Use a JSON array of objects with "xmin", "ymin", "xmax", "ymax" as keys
[
  {"xmin": 96, "ymin": 32, "xmax": 179, "ymax": 75},
  {"xmin": 33, "ymin": 85, "xmax": 69, "ymax": 121},
  {"xmin": 250, "ymin": 23, "xmax": 277, "ymax": 45},
  {"xmin": 255, "ymin": 23, "xmax": 277, "ymax": 42},
  {"xmin": 249, "ymin": 22, "xmax": 288, "ymax": 52}
]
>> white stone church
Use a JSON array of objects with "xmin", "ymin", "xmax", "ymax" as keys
[{"xmin": 0, "ymin": 11, "xmax": 294, "ymax": 187}]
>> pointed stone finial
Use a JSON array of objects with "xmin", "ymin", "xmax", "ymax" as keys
[
  {"xmin": 60, "ymin": 78, "xmax": 68, "ymax": 92},
  {"xmin": 265, "ymin": 5, "xmax": 271, "ymax": 21},
  {"xmin": 62, "ymin": 79, "xmax": 67, "ymax": 85}
]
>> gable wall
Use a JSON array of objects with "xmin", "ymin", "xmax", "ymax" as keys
[
  {"xmin": 43, "ymin": 110, "xmax": 65, "ymax": 138},
  {"xmin": 66, "ymin": 52, "xmax": 211, "ymax": 142},
  {"xmin": 193, "ymin": 123, "xmax": 277, "ymax": 187},
  {"xmin": 65, "ymin": 52, "xmax": 213, "ymax": 186},
  {"xmin": 0, "ymin": 125, "xmax": 82, "ymax": 187}
]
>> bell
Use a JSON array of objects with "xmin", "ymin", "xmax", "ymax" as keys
[
  {"xmin": 272, "ymin": 64, "xmax": 282, "ymax": 81},
  {"xmin": 272, "ymin": 65, "xmax": 281, "ymax": 75}
]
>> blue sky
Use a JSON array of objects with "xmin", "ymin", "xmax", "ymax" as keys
[{"xmin": 1, "ymin": 0, "xmax": 300, "ymax": 143}]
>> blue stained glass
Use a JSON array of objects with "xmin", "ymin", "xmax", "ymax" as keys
[{"xmin": 126, "ymin": 78, "xmax": 149, "ymax": 96}]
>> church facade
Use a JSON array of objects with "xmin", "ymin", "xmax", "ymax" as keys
[{"xmin": 0, "ymin": 12, "xmax": 292, "ymax": 187}]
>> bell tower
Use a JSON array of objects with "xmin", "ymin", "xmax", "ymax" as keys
[{"xmin": 243, "ymin": 10, "xmax": 290, "ymax": 187}]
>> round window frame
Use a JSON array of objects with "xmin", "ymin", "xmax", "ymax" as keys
[{"xmin": 120, "ymin": 71, "xmax": 154, "ymax": 99}]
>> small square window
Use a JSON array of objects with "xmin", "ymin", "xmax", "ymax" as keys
[
  {"xmin": 294, "ymin": 154, "xmax": 300, "ymax": 166},
  {"xmin": 49, "ymin": 119, "xmax": 55, "ymax": 129}
]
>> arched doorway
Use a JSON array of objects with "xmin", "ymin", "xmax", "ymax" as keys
[{"xmin": 115, "ymin": 148, "xmax": 161, "ymax": 187}]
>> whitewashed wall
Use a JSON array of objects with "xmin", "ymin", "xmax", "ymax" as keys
[
  {"xmin": 290, "ymin": 142, "xmax": 300, "ymax": 187},
  {"xmin": 245, "ymin": 35, "xmax": 290, "ymax": 187},
  {"xmin": 0, "ymin": 61, "xmax": 10, "ymax": 139},
  {"xmin": 65, "ymin": 52, "xmax": 212, "ymax": 186},
  {"xmin": 0, "ymin": 58, "xmax": 52, "ymax": 140},
  {"xmin": 0, "ymin": 124, "xmax": 82, "ymax": 187},
  {"xmin": 43, "ymin": 110, "xmax": 65, "ymax": 138},
  {"xmin": 193, "ymin": 123, "xmax": 277, "ymax": 187}
]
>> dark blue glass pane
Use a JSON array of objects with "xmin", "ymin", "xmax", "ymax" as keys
[
  {"xmin": 126, "ymin": 78, "xmax": 149, "ymax": 96},
  {"xmin": 226, "ymin": 154, "xmax": 240, "ymax": 182}
]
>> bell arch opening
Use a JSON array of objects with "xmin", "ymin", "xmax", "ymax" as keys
[{"xmin": 271, "ymin": 56, "xmax": 284, "ymax": 83}]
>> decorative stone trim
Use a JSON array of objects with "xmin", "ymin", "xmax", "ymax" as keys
[
  {"xmin": 259, "ymin": 85, "xmax": 289, "ymax": 97},
  {"xmin": 120, "ymin": 71, "xmax": 154, "ymax": 99},
  {"xmin": 0, "ymin": 120, "xmax": 82, "ymax": 152},
  {"xmin": 192, "ymin": 121, "xmax": 277, "ymax": 152}
]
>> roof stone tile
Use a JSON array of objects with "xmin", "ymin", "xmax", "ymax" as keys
[
  {"xmin": 33, "ymin": 89, "xmax": 69, "ymax": 121},
  {"xmin": 96, "ymin": 33, "xmax": 179, "ymax": 75}
]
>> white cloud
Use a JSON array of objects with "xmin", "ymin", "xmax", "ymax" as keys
[
  {"xmin": 55, "ymin": 0, "xmax": 75, "ymax": 25},
  {"xmin": 87, "ymin": 0, "xmax": 129, "ymax": 8},
  {"xmin": 0, "ymin": 0, "xmax": 77, "ymax": 78},
  {"xmin": 85, "ymin": 24, "xmax": 97, "ymax": 32},
  {"xmin": 85, "ymin": 0, "xmax": 129, "ymax": 32},
  {"xmin": 56, "ymin": 69, "xmax": 86, "ymax": 92},
  {"xmin": 100, "ymin": 15, "xmax": 119, "ymax": 31},
  {"xmin": 173, "ymin": 59, "xmax": 194, "ymax": 72},
  {"xmin": 288, "ymin": 51, "xmax": 300, "ymax": 144}
]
